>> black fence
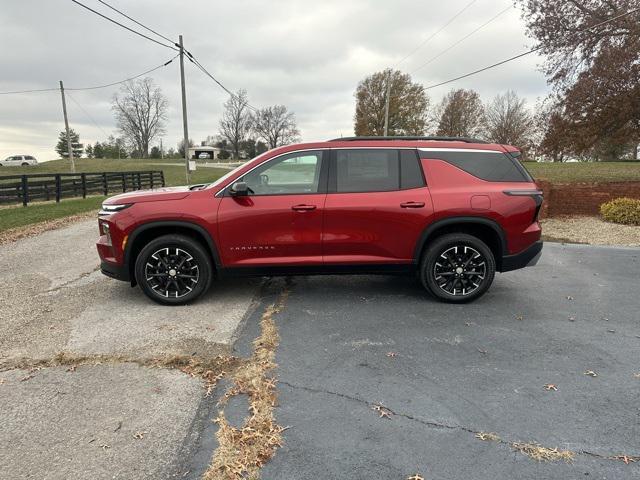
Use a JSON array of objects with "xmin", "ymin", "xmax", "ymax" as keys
[{"xmin": 0, "ymin": 171, "xmax": 165, "ymax": 206}]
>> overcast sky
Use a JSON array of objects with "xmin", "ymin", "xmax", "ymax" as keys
[{"xmin": 0, "ymin": 0, "xmax": 549, "ymax": 161}]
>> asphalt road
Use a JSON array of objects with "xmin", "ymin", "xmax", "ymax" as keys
[{"xmin": 218, "ymin": 242, "xmax": 640, "ymax": 480}]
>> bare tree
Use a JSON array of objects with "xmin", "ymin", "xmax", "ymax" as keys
[
  {"xmin": 112, "ymin": 78, "xmax": 168, "ymax": 158},
  {"xmin": 218, "ymin": 89, "xmax": 253, "ymax": 159},
  {"xmin": 252, "ymin": 105, "xmax": 300, "ymax": 149},
  {"xmin": 354, "ymin": 69, "xmax": 430, "ymax": 136},
  {"xmin": 435, "ymin": 89, "xmax": 485, "ymax": 138},
  {"xmin": 485, "ymin": 90, "xmax": 533, "ymax": 149}
]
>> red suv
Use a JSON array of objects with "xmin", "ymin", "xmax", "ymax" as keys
[{"xmin": 97, "ymin": 137, "xmax": 542, "ymax": 305}]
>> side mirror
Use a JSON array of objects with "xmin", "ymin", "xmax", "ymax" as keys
[{"xmin": 230, "ymin": 181, "xmax": 249, "ymax": 196}]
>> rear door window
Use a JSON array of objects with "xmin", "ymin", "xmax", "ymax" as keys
[
  {"xmin": 420, "ymin": 150, "xmax": 530, "ymax": 182},
  {"xmin": 334, "ymin": 149, "xmax": 425, "ymax": 193}
]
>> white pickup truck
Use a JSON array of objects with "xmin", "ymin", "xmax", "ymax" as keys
[{"xmin": 0, "ymin": 155, "xmax": 38, "ymax": 166}]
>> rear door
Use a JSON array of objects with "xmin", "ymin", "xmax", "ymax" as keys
[
  {"xmin": 323, "ymin": 148, "xmax": 434, "ymax": 264},
  {"xmin": 217, "ymin": 149, "xmax": 328, "ymax": 267}
]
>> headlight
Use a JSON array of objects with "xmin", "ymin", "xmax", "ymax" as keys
[{"xmin": 98, "ymin": 203, "xmax": 132, "ymax": 216}]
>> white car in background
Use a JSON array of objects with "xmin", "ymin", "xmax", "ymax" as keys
[{"xmin": 0, "ymin": 155, "xmax": 38, "ymax": 166}]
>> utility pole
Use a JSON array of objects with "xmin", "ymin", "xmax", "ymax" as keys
[
  {"xmin": 178, "ymin": 34, "xmax": 190, "ymax": 185},
  {"xmin": 160, "ymin": 138, "xmax": 164, "ymax": 159},
  {"xmin": 59, "ymin": 81, "xmax": 75, "ymax": 173},
  {"xmin": 383, "ymin": 70, "xmax": 392, "ymax": 137}
]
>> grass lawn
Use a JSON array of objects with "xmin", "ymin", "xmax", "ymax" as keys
[
  {"xmin": 524, "ymin": 161, "xmax": 640, "ymax": 183},
  {"xmin": 0, "ymin": 158, "xmax": 231, "ymax": 233},
  {"xmin": 0, "ymin": 196, "xmax": 105, "ymax": 232}
]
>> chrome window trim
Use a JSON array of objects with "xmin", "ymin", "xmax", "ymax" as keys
[{"xmin": 215, "ymin": 146, "xmax": 503, "ymax": 196}]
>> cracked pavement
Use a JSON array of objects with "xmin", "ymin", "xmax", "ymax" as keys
[{"xmin": 222, "ymin": 243, "xmax": 640, "ymax": 479}]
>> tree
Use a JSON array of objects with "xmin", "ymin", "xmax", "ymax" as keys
[
  {"xmin": 92, "ymin": 136, "xmax": 127, "ymax": 159},
  {"xmin": 219, "ymin": 89, "xmax": 253, "ymax": 159},
  {"xmin": 436, "ymin": 89, "xmax": 485, "ymax": 138},
  {"xmin": 85, "ymin": 144, "xmax": 94, "ymax": 159},
  {"xmin": 240, "ymin": 138, "xmax": 268, "ymax": 158},
  {"xmin": 112, "ymin": 77, "xmax": 168, "ymax": 158},
  {"xmin": 354, "ymin": 69, "xmax": 430, "ymax": 136},
  {"xmin": 55, "ymin": 129, "xmax": 83, "ymax": 159},
  {"xmin": 150, "ymin": 146, "xmax": 162, "ymax": 158},
  {"xmin": 517, "ymin": 0, "xmax": 640, "ymax": 157},
  {"xmin": 252, "ymin": 105, "xmax": 300, "ymax": 149},
  {"xmin": 177, "ymin": 138, "xmax": 194, "ymax": 158},
  {"xmin": 484, "ymin": 91, "xmax": 533, "ymax": 150}
]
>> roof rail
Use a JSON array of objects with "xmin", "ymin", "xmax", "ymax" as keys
[{"xmin": 328, "ymin": 136, "xmax": 488, "ymax": 144}]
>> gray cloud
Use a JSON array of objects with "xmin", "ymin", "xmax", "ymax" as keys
[{"xmin": 0, "ymin": 0, "xmax": 549, "ymax": 161}]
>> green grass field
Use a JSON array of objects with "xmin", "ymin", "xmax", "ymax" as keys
[
  {"xmin": 524, "ymin": 161, "xmax": 640, "ymax": 183},
  {"xmin": 0, "ymin": 158, "xmax": 230, "ymax": 233}
]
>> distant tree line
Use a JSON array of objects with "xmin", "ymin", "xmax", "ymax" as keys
[{"xmin": 354, "ymin": 1, "xmax": 639, "ymax": 162}]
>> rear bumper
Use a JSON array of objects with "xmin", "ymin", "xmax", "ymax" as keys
[
  {"xmin": 100, "ymin": 260, "xmax": 130, "ymax": 282},
  {"xmin": 500, "ymin": 241, "xmax": 543, "ymax": 272}
]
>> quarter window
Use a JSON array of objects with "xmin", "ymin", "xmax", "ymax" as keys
[
  {"xmin": 241, "ymin": 151, "xmax": 324, "ymax": 195},
  {"xmin": 421, "ymin": 151, "xmax": 530, "ymax": 182}
]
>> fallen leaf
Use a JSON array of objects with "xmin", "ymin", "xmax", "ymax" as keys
[
  {"xmin": 113, "ymin": 421, "xmax": 122, "ymax": 433},
  {"xmin": 568, "ymin": 316, "xmax": 576, "ymax": 322},
  {"xmin": 475, "ymin": 432, "xmax": 500, "ymax": 442},
  {"xmin": 99, "ymin": 444, "xmax": 111, "ymax": 450},
  {"xmin": 0, "ymin": 378, "xmax": 5, "ymax": 385},
  {"xmin": 543, "ymin": 384, "xmax": 558, "ymax": 391},
  {"xmin": 566, "ymin": 296, "xmax": 574, "ymax": 300},
  {"xmin": 386, "ymin": 352, "xmax": 397, "ymax": 358},
  {"xmin": 407, "ymin": 475, "xmax": 424, "ymax": 480},
  {"xmin": 584, "ymin": 370, "xmax": 598, "ymax": 377},
  {"xmin": 612, "ymin": 455, "xmax": 638, "ymax": 465},
  {"xmin": 477, "ymin": 348, "xmax": 488, "ymax": 354},
  {"xmin": 66, "ymin": 365, "xmax": 76, "ymax": 373},
  {"xmin": 607, "ymin": 329, "xmax": 616, "ymax": 333},
  {"xmin": 133, "ymin": 431, "xmax": 147, "ymax": 439},
  {"xmin": 371, "ymin": 404, "xmax": 393, "ymax": 419},
  {"xmin": 515, "ymin": 314, "xmax": 524, "ymax": 321},
  {"xmin": 633, "ymin": 373, "xmax": 640, "ymax": 379}
]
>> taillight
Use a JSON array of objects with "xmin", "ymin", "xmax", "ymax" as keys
[{"xmin": 503, "ymin": 190, "xmax": 544, "ymax": 223}]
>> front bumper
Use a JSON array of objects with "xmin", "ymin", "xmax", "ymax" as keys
[
  {"xmin": 100, "ymin": 260, "xmax": 130, "ymax": 282},
  {"xmin": 500, "ymin": 241, "xmax": 543, "ymax": 272}
]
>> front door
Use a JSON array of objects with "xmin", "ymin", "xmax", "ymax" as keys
[
  {"xmin": 323, "ymin": 148, "xmax": 434, "ymax": 264},
  {"xmin": 217, "ymin": 150, "xmax": 328, "ymax": 267}
]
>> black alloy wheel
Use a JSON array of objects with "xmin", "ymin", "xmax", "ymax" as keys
[
  {"xmin": 421, "ymin": 233, "xmax": 496, "ymax": 303},
  {"xmin": 135, "ymin": 234, "xmax": 212, "ymax": 305}
]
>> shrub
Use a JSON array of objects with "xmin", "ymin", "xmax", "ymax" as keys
[{"xmin": 600, "ymin": 198, "xmax": 640, "ymax": 226}]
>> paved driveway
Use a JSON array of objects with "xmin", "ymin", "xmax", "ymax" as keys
[{"xmin": 219, "ymin": 243, "xmax": 640, "ymax": 479}]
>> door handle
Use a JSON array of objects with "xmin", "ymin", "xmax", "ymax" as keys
[
  {"xmin": 292, "ymin": 204, "xmax": 317, "ymax": 211},
  {"xmin": 400, "ymin": 201, "xmax": 425, "ymax": 208}
]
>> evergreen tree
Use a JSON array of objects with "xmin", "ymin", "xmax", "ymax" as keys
[{"xmin": 55, "ymin": 129, "xmax": 83, "ymax": 159}]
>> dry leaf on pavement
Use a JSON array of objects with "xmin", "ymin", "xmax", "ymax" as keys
[
  {"xmin": 371, "ymin": 404, "xmax": 393, "ymax": 419},
  {"xmin": 543, "ymin": 384, "xmax": 558, "ymax": 391},
  {"xmin": 407, "ymin": 475, "xmax": 424, "ymax": 480},
  {"xmin": 584, "ymin": 370, "xmax": 598, "ymax": 377},
  {"xmin": 386, "ymin": 352, "xmax": 397, "ymax": 358}
]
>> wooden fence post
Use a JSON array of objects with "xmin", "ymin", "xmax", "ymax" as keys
[
  {"xmin": 81, "ymin": 173, "xmax": 87, "ymax": 198},
  {"xmin": 160, "ymin": 171, "xmax": 165, "ymax": 187},
  {"xmin": 55, "ymin": 174, "xmax": 61, "ymax": 203},
  {"xmin": 102, "ymin": 172, "xmax": 108, "ymax": 196},
  {"xmin": 21, "ymin": 175, "xmax": 28, "ymax": 206}
]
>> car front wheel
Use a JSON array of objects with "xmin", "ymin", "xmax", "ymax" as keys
[
  {"xmin": 420, "ymin": 233, "xmax": 496, "ymax": 303},
  {"xmin": 134, "ymin": 234, "xmax": 213, "ymax": 305}
]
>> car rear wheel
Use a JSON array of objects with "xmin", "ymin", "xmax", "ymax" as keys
[
  {"xmin": 420, "ymin": 233, "xmax": 495, "ymax": 303},
  {"xmin": 135, "ymin": 234, "xmax": 212, "ymax": 305},
  {"xmin": 21, "ymin": 162, "xmax": 29, "ymax": 166}
]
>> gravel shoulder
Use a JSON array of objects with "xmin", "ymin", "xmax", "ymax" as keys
[{"xmin": 541, "ymin": 216, "xmax": 640, "ymax": 247}]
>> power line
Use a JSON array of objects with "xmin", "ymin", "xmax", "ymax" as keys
[
  {"xmin": 69, "ymin": 0, "xmax": 178, "ymax": 51},
  {"xmin": 421, "ymin": 6, "xmax": 640, "ymax": 90},
  {"xmin": 187, "ymin": 54, "xmax": 259, "ymax": 112},
  {"xmin": 95, "ymin": 0, "xmax": 175, "ymax": 46},
  {"xmin": 67, "ymin": 55, "xmax": 178, "ymax": 91},
  {"xmin": 0, "ymin": 56, "xmax": 177, "ymax": 95},
  {"xmin": 412, "ymin": 5, "xmax": 513, "ymax": 74},
  {"xmin": 395, "ymin": 0, "xmax": 478, "ymax": 67},
  {"xmin": 66, "ymin": 91, "xmax": 110, "ymax": 137}
]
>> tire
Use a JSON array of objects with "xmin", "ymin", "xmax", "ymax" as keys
[
  {"xmin": 420, "ymin": 233, "xmax": 496, "ymax": 303},
  {"xmin": 21, "ymin": 162, "xmax": 29, "ymax": 166},
  {"xmin": 134, "ymin": 234, "xmax": 213, "ymax": 305}
]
